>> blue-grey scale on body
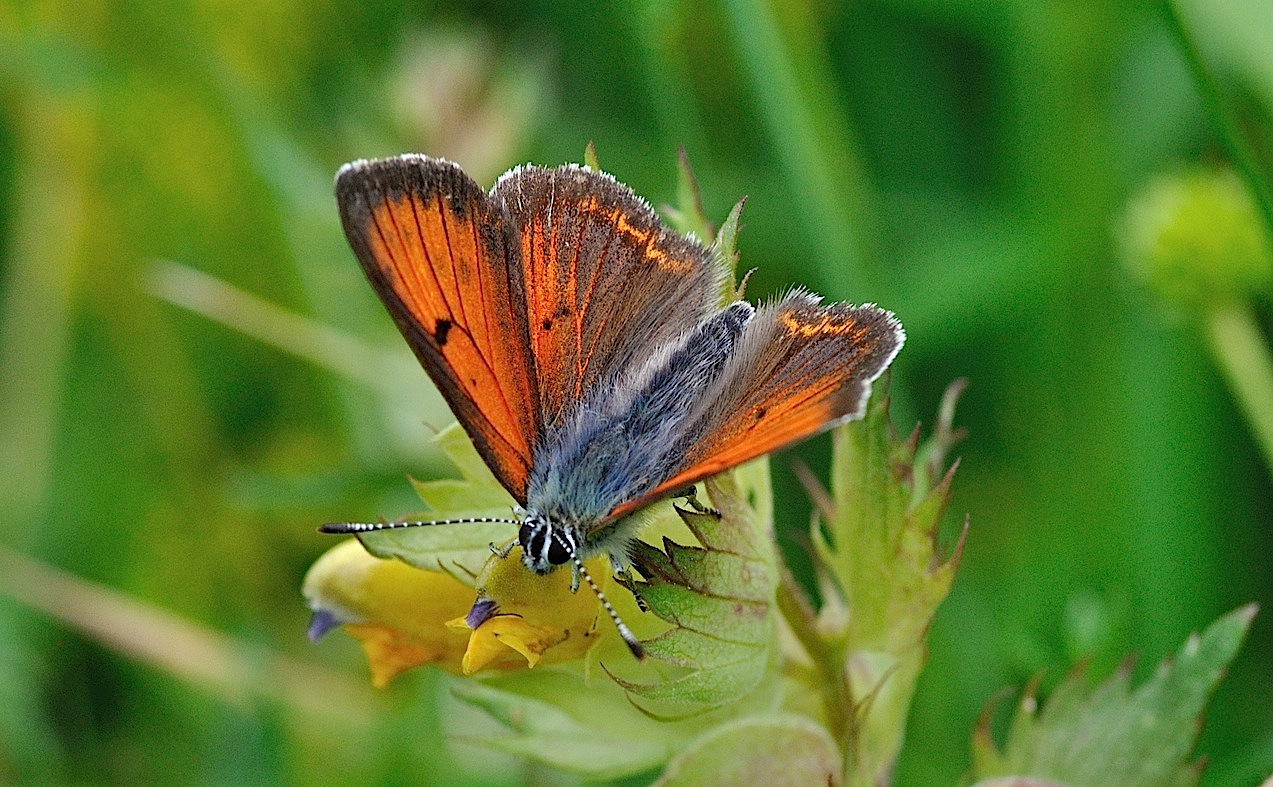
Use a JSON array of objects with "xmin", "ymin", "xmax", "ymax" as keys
[{"xmin": 519, "ymin": 301, "xmax": 754, "ymax": 575}]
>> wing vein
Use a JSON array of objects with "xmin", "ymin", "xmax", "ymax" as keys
[
  {"xmin": 571, "ymin": 194, "xmax": 588, "ymax": 389},
  {"xmin": 371, "ymin": 205, "xmax": 434, "ymax": 324},
  {"xmin": 439, "ymin": 197, "xmax": 529, "ymax": 456},
  {"xmin": 574, "ymin": 207, "xmax": 623, "ymax": 394},
  {"xmin": 399, "ymin": 190, "xmax": 525, "ymax": 458},
  {"xmin": 429, "ymin": 192, "xmax": 468, "ymax": 339},
  {"xmin": 394, "ymin": 194, "xmax": 451, "ymax": 323}
]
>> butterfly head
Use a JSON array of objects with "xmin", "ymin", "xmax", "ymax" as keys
[
  {"xmin": 517, "ymin": 509, "xmax": 577, "ymax": 575},
  {"xmin": 514, "ymin": 507, "xmax": 645, "ymax": 659}
]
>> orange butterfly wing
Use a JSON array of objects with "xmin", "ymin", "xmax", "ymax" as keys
[
  {"xmin": 490, "ymin": 165, "xmax": 720, "ymax": 434},
  {"xmin": 338, "ymin": 156, "xmax": 901, "ymax": 525},
  {"xmin": 336, "ymin": 157, "xmax": 539, "ymax": 500},
  {"xmin": 607, "ymin": 291, "xmax": 904, "ymax": 520},
  {"xmin": 337, "ymin": 157, "xmax": 723, "ymax": 502}
]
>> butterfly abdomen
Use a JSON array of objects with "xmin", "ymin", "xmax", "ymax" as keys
[{"xmin": 527, "ymin": 302, "xmax": 754, "ymax": 528}]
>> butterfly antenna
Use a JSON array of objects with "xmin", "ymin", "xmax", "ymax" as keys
[
  {"xmin": 572, "ymin": 555, "xmax": 645, "ymax": 660},
  {"xmin": 318, "ymin": 516, "xmax": 520, "ymax": 534}
]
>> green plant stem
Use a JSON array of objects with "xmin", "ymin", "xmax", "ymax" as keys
[
  {"xmin": 1165, "ymin": 4, "xmax": 1273, "ymax": 473},
  {"xmin": 775, "ymin": 565, "xmax": 856, "ymax": 763},
  {"xmin": 1203, "ymin": 300, "xmax": 1273, "ymax": 474},
  {"xmin": 1165, "ymin": 0, "xmax": 1273, "ymax": 235}
]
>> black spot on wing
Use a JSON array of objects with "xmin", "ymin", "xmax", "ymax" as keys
[{"xmin": 434, "ymin": 318, "xmax": 452, "ymax": 346}]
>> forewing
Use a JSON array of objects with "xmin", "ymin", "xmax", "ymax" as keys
[
  {"xmin": 336, "ymin": 156, "xmax": 539, "ymax": 501},
  {"xmin": 492, "ymin": 165, "xmax": 721, "ymax": 433},
  {"xmin": 607, "ymin": 291, "xmax": 904, "ymax": 519}
]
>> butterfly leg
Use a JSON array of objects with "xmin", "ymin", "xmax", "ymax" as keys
[
  {"xmin": 489, "ymin": 540, "xmax": 516, "ymax": 559},
  {"xmin": 671, "ymin": 485, "xmax": 720, "ymax": 517},
  {"xmin": 609, "ymin": 553, "xmax": 650, "ymax": 612},
  {"xmin": 614, "ymin": 569, "xmax": 650, "ymax": 612}
]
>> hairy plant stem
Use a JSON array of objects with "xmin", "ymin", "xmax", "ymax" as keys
[{"xmin": 775, "ymin": 564, "xmax": 859, "ymax": 773}]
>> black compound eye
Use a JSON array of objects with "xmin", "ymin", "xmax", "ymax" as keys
[
  {"xmin": 546, "ymin": 537, "xmax": 570, "ymax": 566},
  {"xmin": 518, "ymin": 522, "xmax": 534, "ymax": 548}
]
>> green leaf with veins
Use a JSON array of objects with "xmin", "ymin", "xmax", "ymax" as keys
[
  {"xmin": 615, "ymin": 459, "xmax": 779, "ymax": 714},
  {"xmin": 795, "ymin": 376, "xmax": 964, "ymax": 783}
]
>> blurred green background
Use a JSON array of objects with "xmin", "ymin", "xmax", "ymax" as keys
[{"xmin": 1, "ymin": 0, "xmax": 1270, "ymax": 784}]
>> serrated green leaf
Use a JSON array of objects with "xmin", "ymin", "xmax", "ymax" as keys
[
  {"xmin": 710, "ymin": 198, "xmax": 745, "ymax": 303},
  {"xmin": 635, "ymin": 537, "xmax": 772, "ymax": 600},
  {"xmin": 970, "ymin": 605, "xmax": 1257, "ymax": 787},
  {"xmin": 611, "ymin": 649, "xmax": 767, "ymax": 707},
  {"xmin": 822, "ymin": 383, "xmax": 946, "ymax": 648},
  {"xmin": 637, "ymin": 585, "xmax": 769, "ymax": 644},
  {"xmin": 832, "ymin": 380, "xmax": 961, "ymax": 609},
  {"xmin": 661, "ymin": 149, "xmax": 711, "ymax": 241},
  {"xmin": 631, "ymin": 626, "xmax": 761, "ymax": 670},
  {"xmin": 655, "ymin": 714, "xmax": 841, "ymax": 787},
  {"xmin": 622, "ymin": 464, "xmax": 778, "ymax": 714}
]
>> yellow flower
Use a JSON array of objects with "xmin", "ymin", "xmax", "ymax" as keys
[
  {"xmin": 303, "ymin": 538, "xmax": 636, "ymax": 685},
  {"xmin": 449, "ymin": 546, "xmax": 615, "ymax": 674},
  {"xmin": 302, "ymin": 539, "xmax": 473, "ymax": 685}
]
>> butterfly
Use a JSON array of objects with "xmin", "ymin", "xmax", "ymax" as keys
[{"xmin": 323, "ymin": 154, "xmax": 904, "ymax": 658}]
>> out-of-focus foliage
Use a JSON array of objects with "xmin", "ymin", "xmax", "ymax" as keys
[
  {"xmin": 969, "ymin": 606, "xmax": 1256, "ymax": 787},
  {"xmin": 0, "ymin": 0, "xmax": 1269, "ymax": 784}
]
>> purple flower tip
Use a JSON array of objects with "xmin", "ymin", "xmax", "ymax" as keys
[
  {"xmin": 307, "ymin": 609, "xmax": 342, "ymax": 642},
  {"xmin": 465, "ymin": 596, "xmax": 499, "ymax": 629}
]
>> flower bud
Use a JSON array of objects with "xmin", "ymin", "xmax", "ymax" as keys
[{"xmin": 1120, "ymin": 169, "xmax": 1273, "ymax": 307}]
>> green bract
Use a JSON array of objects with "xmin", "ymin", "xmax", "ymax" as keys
[{"xmin": 615, "ymin": 462, "xmax": 778, "ymax": 714}]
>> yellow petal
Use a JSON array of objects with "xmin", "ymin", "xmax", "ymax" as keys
[
  {"xmin": 454, "ymin": 547, "xmax": 635, "ymax": 670},
  {"xmin": 459, "ymin": 614, "xmax": 567, "ymax": 674},
  {"xmin": 302, "ymin": 539, "xmax": 474, "ymax": 680},
  {"xmin": 344, "ymin": 623, "xmax": 445, "ymax": 689}
]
